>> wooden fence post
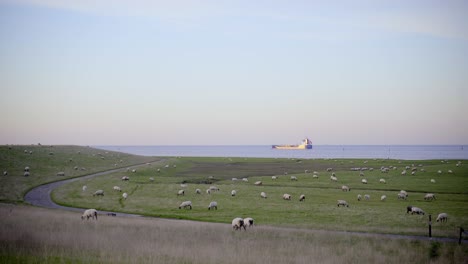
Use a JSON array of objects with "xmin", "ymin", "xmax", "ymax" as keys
[
  {"xmin": 460, "ymin": 227, "xmax": 464, "ymax": 245},
  {"xmin": 428, "ymin": 214, "xmax": 432, "ymax": 238}
]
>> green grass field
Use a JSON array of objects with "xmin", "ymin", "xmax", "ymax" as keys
[{"xmin": 52, "ymin": 156, "xmax": 468, "ymax": 237}]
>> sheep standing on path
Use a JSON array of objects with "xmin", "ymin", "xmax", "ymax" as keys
[
  {"xmin": 244, "ymin": 217, "xmax": 254, "ymax": 228},
  {"xmin": 232, "ymin": 217, "xmax": 245, "ymax": 231},
  {"xmin": 81, "ymin": 209, "xmax": 98, "ymax": 220}
]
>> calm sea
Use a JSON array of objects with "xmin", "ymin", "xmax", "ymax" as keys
[{"xmin": 94, "ymin": 145, "xmax": 468, "ymax": 160}]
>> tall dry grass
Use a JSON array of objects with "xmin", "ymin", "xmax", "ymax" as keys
[{"xmin": 0, "ymin": 204, "xmax": 466, "ymax": 264}]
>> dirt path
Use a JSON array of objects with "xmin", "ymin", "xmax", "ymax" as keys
[{"xmin": 24, "ymin": 161, "xmax": 467, "ymax": 245}]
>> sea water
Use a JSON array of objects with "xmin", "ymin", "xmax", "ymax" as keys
[{"xmin": 94, "ymin": 145, "xmax": 468, "ymax": 160}]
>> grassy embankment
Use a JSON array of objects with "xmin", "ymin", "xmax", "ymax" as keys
[
  {"xmin": 1, "ymin": 204, "xmax": 467, "ymax": 264},
  {"xmin": 54, "ymin": 156, "xmax": 468, "ymax": 237}
]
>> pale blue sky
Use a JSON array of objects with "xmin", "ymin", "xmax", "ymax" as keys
[{"xmin": 1, "ymin": 0, "xmax": 467, "ymax": 145}]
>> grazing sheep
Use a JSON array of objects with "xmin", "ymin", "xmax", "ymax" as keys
[
  {"xmin": 424, "ymin": 193, "xmax": 436, "ymax": 201},
  {"xmin": 272, "ymin": 176, "xmax": 277, "ymax": 180},
  {"xmin": 179, "ymin": 201, "xmax": 192, "ymax": 209},
  {"xmin": 3, "ymin": 171, "xmax": 7, "ymax": 176},
  {"xmin": 397, "ymin": 193, "xmax": 407, "ymax": 200},
  {"xmin": 312, "ymin": 174, "xmax": 319, "ymax": 179},
  {"xmin": 209, "ymin": 186, "xmax": 220, "ymax": 192},
  {"xmin": 81, "ymin": 209, "xmax": 98, "ymax": 220},
  {"xmin": 242, "ymin": 178, "xmax": 248, "ymax": 182},
  {"xmin": 254, "ymin": 181, "xmax": 262, "ymax": 186},
  {"xmin": 327, "ymin": 168, "xmax": 333, "ymax": 172},
  {"xmin": 448, "ymin": 170, "xmax": 453, "ymax": 174},
  {"xmin": 361, "ymin": 179, "xmax": 367, "ymax": 184},
  {"xmin": 24, "ymin": 171, "xmax": 30, "ymax": 177},
  {"xmin": 341, "ymin": 185, "xmax": 350, "ymax": 192},
  {"xmin": 411, "ymin": 207, "xmax": 425, "ymax": 215},
  {"xmin": 357, "ymin": 194, "xmax": 362, "ymax": 201},
  {"xmin": 364, "ymin": 194, "xmax": 370, "ymax": 200},
  {"xmin": 93, "ymin": 190, "xmax": 104, "ymax": 196},
  {"xmin": 82, "ymin": 185, "xmax": 87, "ymax": 192},
  {"xmin": 55, "ymin": 171, "xmax": 65, "ymax": 177},
  {"xmin": 24, "ymin": 166, "xmax": 30, "ymax": 172},
  {"xmin": 180, "ymin": 184, "xmax": 187, "ymax": 188},
  {"xmin": 122, "ymin": 192, "xmax": 128, "ymax": 199},
  {"xmin": 283, "ymin": 194, "xmax": 292, "ymax": 200},
  {"xmin": 399, "ymin": 190, "xmax": 408, "ymax": 197},
  {"xmin": 406, "ymin": 205, "xmax": 414, "ymax": 214},
  {"xmin": 232, "ymin": 178, "xmax": 238, "ymax": 181},
  {"xmin": 195, "ymin": 189, "xmax": 201, "ymax": 194},
  {"xmin": 381, "ymin": 195, "xmax": 387, "ymax": 201},
  {"xmin": 436, "ymin": 213, "xmax": 448, "ymax": 222},
  {"xmin": 131, "ymin": 169, "xmax": 136, "ymax": 173},
  {"xmin": 149, "ymin": 177, "xmax": 154, "ymax": 182},
  {"xmin": 261, "ymin": 192, "xmax": 267, "ymax": 199},
  {"xmin": 437, "ymin": 170, "xmax": 442, "ymax": 174},
  {"xmin": 206, "ymin": 189, "xmax": 211, "ymax": 194},
  {"xmin": 299, "ymin": 194, "xmax": 305, "ymax": 202},
  {"xmin": 244, "ymin": 217, "xmax": 254, "ymax": 228},
  {"xmin": 430, "ymin": 179, "xmax": 436, "ymax": 183},
  {"xmin": 290, "ymin": 176, "xmax": 298, "ymax": 181},
  {"xmin": 379, "ymin": 179, "xmax": 386, "ymax": 184},
  {"xmin": 231, "ymin": 190, "xmax": 237, "ymax": 196},
  {"xmin": 401, "ymin": 170, "xmax": 407, "ymax": 175},
  {"xmin": 337, "ymin": 200, "xmax": 349, "ymax": 207},
  {"xmin": 232, "ymin": 217, "xmax": 245, "ymax": 231},
  {"xmin": 330, "ymin": 176, "xmax": 338, "ymax": 182},
  {"xmin": 121, "ymin": 176, "xmax": 129, "ymax": 181},
  {"xmin": 113, "ymin": 186, "xmax": 122, "ymax": 192},
  {"xmin": 208, "ymin": 201, "xmax": 218, "ymax": 210},
  {"xmin": 177, "ymin": 190, "xmax": 185, "ymax": 196}
]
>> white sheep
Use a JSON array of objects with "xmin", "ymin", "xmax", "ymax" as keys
[
  {"xmin": 149, "ymin": 177, "xmax": 154, "ymax": 182},
  {"xmin": 3, "ymin": 171, "xmax": 7, "ymax": 176},
  {"xmin": 379, "ymin": 179, "xmax": 386, "ymax": 184},
  {"xmin": 430, "ymin": 179, "xmax": 436, "ymax": 183},
  {"xmin": 283, "ymin": 194, "xmax": 292, "ymax": 200},
  {"xmin": 242, "ymin": 178, "xmax": 248, "ymax": 182},
  {"xmin": 209, "ymin": 186, "xmax": 220, "ymax": 192},
  {"xmin": 113, "ymin": 186, "xmax": 122, "ymax": 192},
  {"xmin": 401, "ymin": 170, "xmax": 407, "ymax": 175},
  {"xmin": 81, "ymin": 209, "xmax": 98, "ymax": 220},
  {"xmin": 397, "ymin": 193, "xmax": 407, "ymax": 200},
  {"xmin": 436, "ymin": 213, "xmax": 448, "ymax": 222},
  {"xmin": 177, "ymin": 190, "xmax": 185, "ymax": 196},
  {"xmin": 337, "ymin": 200, "xmax": 349, "ymax": 207},
  {"xmin": 437, "ymin": 170, "xmax": 442, "ymax": 174},
  {"xmin": 24, "ymin": 166, "xmax": 30, "ymax": 172},
  {"xmin": 260, "ymin": 192, "xmax": 267, "ymax": 199},
  {"xmin": 424, "ymin": 193, "xmax": 436, "ymax": 201},
  {"xmin": 312, "ymin": 174, "xmax": 319, "ymax": 179},
  {"xmin": 231, "ymin": 190, "xmax": 237, "ymax": 196},
  {"xmin": 448, "ymin": 170, "xmax": 453, "ymax": 174},
  {"xmin": 330, "ymin": 176, "xmax": 338, "ymax": 182},
  {"xmin": 93, "ymin": 190, "xmax": 104, "ymax": 196},
  {"xmin": 208, "ymin": 201, "xmax": 218, "ymax": 210},
  {"xmin": 380, "ymin": 195, "xmax": 387, "ymax": 201},
  {"xmin": 206, "ymin": 189, "xmax": 211, "ymax": 194},
  {"xmin": 195, "ymin": 189, "xmax": 201, "ymax": 194},
  {"xmin": 254, "ymin": 181, "xmax": 262, "ymax": 186},
  {"xmin": 82, "ymin": 185, "xmax": 87, "ymax": 192},
  {"xmin": 121, "ymin": 176, "xmax": 129, "ymax": 181},
  {"xmin": 272, "ymin": 176, "xmax": 277, "ymax": 180},
  {"xmin": 244, "ymin": 217, "xmax": 254, "ymax": 228},
  {"xmin": 24, "ymin": 171, "xmax": 30, "ymax": 177},
  {"xmin": 299, "ymin": 194, "xmax": 305, "ymax": 202},
  {"xmin": 290, "ymin": 176, "xmax": 298, "ymax": 181},
  {"xmin": 364, "ymin": 194, "xmax": 370, "ymax": 200},
  {"xmin": 327, "ymin": 168, "xmax": 333, "ymax": 172},
  {"xmin": 180, "ymin": 184, "xmax": 187, "ymax": 188},
  {"xmin": 361, "ymin": 179, "xmax": 367, "ymax": 184},
  {"xmin": 122, "ymin": 192, "xmax": 128, "ymax": 199},
  {"xmin": 357, "ymin": 194, "xmax": 362, "ymax": 201},
  {"xmin": 232, "ymin": 178, "xmax": 238, "ymax": 181},
  {"xmin": 411, "ymin": 207, "xmax": 425, "ymax": 215},
  {"xmin": 179, "ymin": 201, "xmax": 192, "ymax": 209},
  {"xmin": 232, "ymin": 217, "xmax": 245, "ymax": 231},
  {"xmin": 341, "ymin": 185, "xmax": 350, "ymax": 192},
  {"xmin": 131, "ymin": 169, "xmax": 136, "ymax": 173}
]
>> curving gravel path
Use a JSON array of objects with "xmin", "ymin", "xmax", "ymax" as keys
[{"xmin": 24, "ymin": 161, "xmax": 467, "ymax": 244}]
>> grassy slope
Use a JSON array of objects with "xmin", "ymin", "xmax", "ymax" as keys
[
  {"xmin": 54, "ymin": 156, "xmax": 468, "ymax": 236},
  {"xmin": 0, "ymin": 145, "xmax": 158, "ymax": 202}
]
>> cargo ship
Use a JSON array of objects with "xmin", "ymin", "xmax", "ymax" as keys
[{"xmin": 272, "ymin": 138, "xmax": 313, "ymax": 150}]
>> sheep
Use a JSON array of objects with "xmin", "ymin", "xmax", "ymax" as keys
[
  {"xmin": 411, "ymin": 207, "xmax": 425, "ymax": 215},
  {"xmin": 330, "ymin": 176, "xmax": 338, "ymax": 182},
  {"xmin": 271, "ymin": 176, "xmax": 277, "ymax": 180},
  {"xmin": 209, "ymin": 186, "xmax": 220, "ymax": 192},
  {"xmin": 380, "ymin": 195, "xmax": 387, "ymax": 201},
  {"xmin": 180, "ymin": 184, "xmax": 187, "ymax": 188},
  {"xmin": 436, "ymin": 213, "xmax": 448, "ymax": 222},
  {"xmin": 81, "ymin": 209, "xmax": 98, "ymax": 220},
  {"xmin": 337, "ymin": 200, "xmax": 349, "ymax": 207},
  {"xmin": 56, "ymin": 171, "xmax": 65, "ymax": 176},
  {"xmin": 113, "ymin": 186, "xmax": 122, "ymax": 192},
  {"xmin": 208, "ymin": 201, "xmax": 218, "ymax": 210},
  {"xmin": 24, "ymin": 166, "xmax": 30, "ymax": 172},
  {"xmin": 232, "ymin": 178, "xmax": 238, "ymax": 181},
  {"xmin": 179, "ymin": 201, "xmax": 192, "ymax": 209},
  {"xmin": 260, "ymin": 192, "xmax": 267, "ymax": 199},
  {"xmin": 24, "ymin": 171, "xmax": 30, "ymax": 177},
  {"xmin": 299, "ymin": 194, "xmax": 305, "ymax": 202},
  {"xmin": 122, "ymin": 192, "xmax": 128, "ymax": 199},
  {"xmin": 401, "ymin": 170, "xmax": 407, "ymax": 175},
  {"xmin": 206, "ymin": 189, "xmax": 211, "ymax": 194},
  {"xmin": 364, "ymin": 194, "xmax": 370, "ymax": 200},
  {"xmin": 244, "ymin": 217, "xmax": 254, "ymax": 228},
  {"xmin": 93, "ymin": 190, "xmax": 104, "ymax": 196},
  {"xmin": 131, "ymin": 169, "xmax": 136, "ymax": 173},
  {"xmin": 82, "ymin": 185, "xmax": 87, "ymax": 192},
  {"xmin": 424, "ymin": 193, "xmax": 436, "ymax": 201},
  {"xmin": 400, "ymin": 190, "xmax": 408, "ymax": 197},
  {"xmin": 254, "ymin": 181, "xmax": 262, "ymax": 186},
  {"xmin": 437, "ymin": 170, "xmax": 442, "ymax": 174},
  {"xmin": 195, "ymin": 189, "xmax": 201, "ymax": 194},
  {"xmin": 327, "ymin": 168, "xmax": 333, "ymax": 172},
  {"xmin": 231, "ymin": 190, "xmax": 237, "ymax": 196},
  {"xmin": 177, "ymin": 190, "xmax": 185, "ymax": 196},
  {"xmin": 430, "ymin": 179, "xmax": 436, "ymax": 183},
  {"xmin": 283, "ymin": 194, "xmax": 292, "ymax": 200},
  {"xmin": 121, "ymin": 176, "xmax": 129, "ymax": 181},
  {"xmin": 357, "ymin": 194, "xmax": 362, "ymax": 201},
  {"xmin": 312, "ymin": 174, "xmax": 319, "ymax": 179},
  {"xmin": 149, "ymin": 177, "xmax": 154, "ymax": 182},
  {"xmin": 3, "ymin": 171, "xmax": 7, "ymax": 176},
  {"xmin": 361, "ymin": 179, "xmax": 367, "ymax": 184},
  {"xmin": 242, "ymin": 178, "xmax": 248, "ymax": 182},
  {"xmin": 448, "ymin": 170, "xmax": 453, "ymax": 174},
  {"xmin": 290, "ymin": 176, "xmax": 298, "ymax": 181},
  {"xmin": 406, "ymin": 205, "xmax": 414, "ymax": 214},
  {"xmin": 341, "ymin": 185, "xmax": 350, "ymax": 192},
  {"xmin": 232, "ymin": 217, "xmax": 245, "ymax": 231},
  {"xmin": 397, "ymin": 193, "xmax": 407, "ymax": 200},
  {"xmin": 379, "ymin": 179, "xmax": 386, "ymax": 184}
]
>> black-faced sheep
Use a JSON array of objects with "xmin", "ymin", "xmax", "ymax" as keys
[
  {"xmin": 341, "ymin": 185, "xmax": 350, "ymax": 192},
  {"xmin": 406, "ymin": 205, "xmax": 413, "ymax": 214},
  {"xmin": 299, "ymin": 194, "xmax": 305, "ymax": 202},
  {"xmin": 254, "ymin": 181, "xmax": 262, "ymax": 186},
  {"xmin": 244, "ymin": 217, "xmax": 254, "ymax": 228},
  {"xmin": 261, "ymin": 192, "xmax": 267, "ymax": 198},
  {"xmin": 232, "ymin": 217, "xmax": 245, "ymax": 231},
  {"xmin": 231, "ymin": 190, "xmax": 237, "ymax": 196},
  {"xmin": 93, "ymin": 190, "xmax": 104, "ymax": 196},
  {"xmin": 411, "ymin": 207, "xmax": 425, "ymax": 215},
  {"xmin": 121, "ymin": 176, "xmax": 129, "ymax": 181},
  {"xmin": 337, "ymin": 200, "xmax": 349, "ymax": 207},
  {"xmin": 357, "ymin": 194, "xmax": 362, "ymax": 201},
  {"xmin": 424, "ymin": 193, "xmax": 436, "ymax": 201},
  {"xmin": 208, "ymin": 201, "xmax": 217, "ymax": 210},
  {"xmin": 283, "ymin": 194, "xmax": 292, "ymax": 200},
  {"xmin": 113, "ymin": 186, "xmax": 122, "ymax": 192},
  {"xmin": 81, "ymin": 209, "xmax": 98, "ymax": 220},
  {"xmin": 436, "ymin": 213, "xmax": 448, "ymax": 222},
  {"xmin": 177, "ymin": 190, "xmax": 185, "ymax": 196},
  {"xmin": 179, "ymin": 201, "xmax": 192, "ymax": 209}
]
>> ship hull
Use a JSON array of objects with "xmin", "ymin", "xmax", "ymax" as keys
[{"xmin": 272, "ymin": 144, "xmax": 312, "ymax": 150}]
